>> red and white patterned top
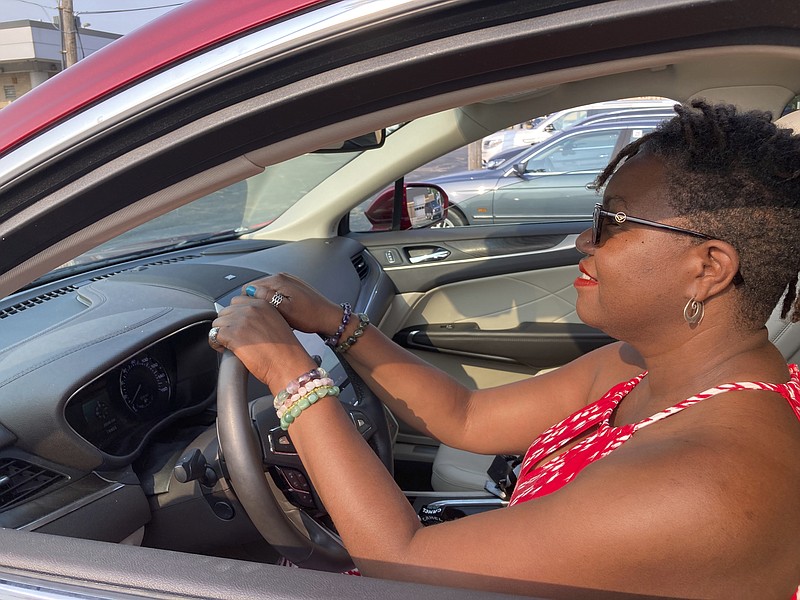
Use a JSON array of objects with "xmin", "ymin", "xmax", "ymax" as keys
[{"xmin": 507, "ymin": 364, "xmax": 800, "ymax": 598}]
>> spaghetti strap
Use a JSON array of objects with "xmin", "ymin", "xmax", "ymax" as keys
[
  {"xmin": 632, "ymin": 365, "xmax": 800, "ymax": 433},
  {"xmin": 509, "ymin": 364, "xmax": 800, "ymax": 505}
]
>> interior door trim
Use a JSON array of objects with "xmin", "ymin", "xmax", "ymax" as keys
[{"xmin": 383, "ymin": 234, "xmax": 579, "ymax": 271}]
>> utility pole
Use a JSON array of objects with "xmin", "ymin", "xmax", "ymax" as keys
[
  {"xmin": 467, "ymin": 140, "xmax": 482, "ymax": 170},
  {"xmin": 58, "ymin": 0, "xmax": 79, "ymax": 68}
]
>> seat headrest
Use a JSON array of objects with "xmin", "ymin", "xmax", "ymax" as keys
[{"xmin": 775, "ymin": 110, "xmax": 800, "ymax": 133}]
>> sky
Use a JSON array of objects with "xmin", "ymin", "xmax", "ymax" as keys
[{"xmin": 2, "ymin": 0, "xmax": 189, "ymax": 35}]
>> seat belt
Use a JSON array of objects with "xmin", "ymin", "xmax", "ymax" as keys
[{"xmin": 484, "ymin": 454, "xmax": 521, "ymax": 500}]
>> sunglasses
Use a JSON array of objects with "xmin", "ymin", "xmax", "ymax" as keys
[
  {"xmin": 591, "ymin": 203, "xmax": 744, "ymax": 284},
  {"xmin": 592, "ymin": 203, "xmax": 713, "ymax": 246}
]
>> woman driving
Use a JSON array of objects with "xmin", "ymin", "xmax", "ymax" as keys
[{"xmin": 209, "ymin": 101, "xmax": 800, "ymax": 599}]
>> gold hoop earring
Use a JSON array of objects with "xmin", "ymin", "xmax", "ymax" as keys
[{"xmin": 684, "ymin": 297, "xmax": 704, "ymax": 325}]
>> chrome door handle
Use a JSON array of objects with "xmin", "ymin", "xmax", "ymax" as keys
[{"xmin": 408, "ymin": 249, "xmax": 450, "ymax": 264}]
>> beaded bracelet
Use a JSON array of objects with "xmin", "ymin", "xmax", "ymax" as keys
[
  {"xmin": 273, "ymin": 367, "xmax": 327, "ymax": 412},
  {"xmin": 335, "ymin": 312, "xmax": 370, "ymax": 353},
  {"xmin": 279, "ymin": 384, "xmax": 340, "ymax": 430},
  {"xmin": 323, "ymin": 303, "xmax": 352, "ymax": 348},
  {"xmin": 274, "ymin": 376, "xmax": 334, "ymax": 417}
]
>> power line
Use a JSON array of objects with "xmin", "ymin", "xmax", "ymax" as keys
[
  {"xmin": 12, "ymin": 0, "xmax": 52, "ymax": 7},
  {"xmin": 77, "ymin": 3, "xmax": 186, "ymax": 15},
  {"xmin": 11, "ymin": 0, "xmax": 55, "ymax": 22}
]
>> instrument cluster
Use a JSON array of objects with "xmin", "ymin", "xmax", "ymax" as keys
[{"xmin": 64, "ymin": 324, "xmax": 217, "ymax": 458}]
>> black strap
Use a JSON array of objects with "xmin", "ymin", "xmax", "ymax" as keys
[{"xmin": 485, "ymin": 454, "xmax": 521, "ymax": 499}]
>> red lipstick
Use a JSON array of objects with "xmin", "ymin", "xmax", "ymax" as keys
[{"xmin": 574, "ymin": 263, "xmax": 598, "ymax": 288}]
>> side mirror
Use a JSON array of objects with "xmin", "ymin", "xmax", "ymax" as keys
[
  {"xmin": 364, "ymin": 183, "xmax": 449, "ymax": 231},
  {"xmin": 511, "ymin": 162, "xmax": 527, "ymax": 177},
  {"xmin": 544, "ymin": 124, "xmax": 555, "ymax": 132}
]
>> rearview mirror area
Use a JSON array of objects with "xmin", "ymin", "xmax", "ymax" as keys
[
  {"xmin": 315, "ymin": 129, "xmax": 386, "ymax": 152},
  {"xmin": 363, "ymin": 183, "xmax": 449, "ymax": 231}
]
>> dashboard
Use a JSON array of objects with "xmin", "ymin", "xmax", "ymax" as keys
[
  {"xmin": 0, "ymin": 236, "xmax": 393, "ymax": 546},
  {"xmin": 64, "ymin": 324, "xmax": 216, "ymax": 458}
]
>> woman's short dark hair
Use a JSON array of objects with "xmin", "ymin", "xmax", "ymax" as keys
[{"xmin": 597, "ymin": 100, "xmax": 800, "ymax": 327}]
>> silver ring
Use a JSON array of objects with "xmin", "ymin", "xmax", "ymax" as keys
[
  {"xmin": 208, "ymin": 326, "xmax": 221, "ymax": 348},
  {"xmin": 270, "ymin": 292, "xmax": 285, "ymax": 308}
]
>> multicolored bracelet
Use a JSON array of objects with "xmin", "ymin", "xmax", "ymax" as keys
[
  {"xmin": 273, "ymin": 367, "xmax": 327, "ymax": 412},
  {"xmin": 279, "ymin": 384, "xmax": 340, "ymax": 430},
  {"xmin": 273, "ymin": 367, "xmax": 340, "ymax": 430},
  {"xmin": 335, "ymin": 312, "xmax": 370, "ymax": 353},
  {"xmin": 323, "ymin": 303, "xmax": 352, "ymax": 348},
  {"xmin": 274, "ymin": 377, "xmax": 335, "ymax": 416}
]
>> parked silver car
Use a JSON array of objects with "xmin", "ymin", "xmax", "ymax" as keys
[{"xmin": 431, "ymin": 118, "xmax": 664, "ymax": 226}]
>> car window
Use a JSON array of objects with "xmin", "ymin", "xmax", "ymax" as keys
[
  {"xmin": 347, "ymin": 119, "xmax": 661, "ymax": 233},
  {"xmin": 349, "ymin": 129, "xmax": 623, "ymax": 232},
  {"xmin": 550, "ymin": 109, "xmax": 589, "ymax": 130},
  {"xmin": 48, "ymin": 152, "xmax": 361, "ymax": 280},
  {"xmin": 524, "ymin": 130, "xmax": 619, "ymax": 173}
]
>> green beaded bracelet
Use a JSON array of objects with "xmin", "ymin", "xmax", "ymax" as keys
[
  {"xmin": 279, "ymin": 385, "xmax": 340, "ymax": 430},
  {"xmin": 335, "ymin": 312, "xmax": 369, "ymax": 353}
]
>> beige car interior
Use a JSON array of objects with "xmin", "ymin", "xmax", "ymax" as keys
[{"xmin": 419, "ymin": 109, "xmax": 800, "ymax": 494}]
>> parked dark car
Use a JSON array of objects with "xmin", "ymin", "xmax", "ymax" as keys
[{"xmin": 428, "ymin": 119, "xmax": 665, "ymax": 226}]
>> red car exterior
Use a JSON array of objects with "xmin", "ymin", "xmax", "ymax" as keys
[{"xmin": 0, "ymin": 0, "xmax": 325, "ymax": 155}]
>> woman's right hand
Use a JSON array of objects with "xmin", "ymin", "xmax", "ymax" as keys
[{"xmin": 239, "ymin": 273, "xmax": 345, "ymax": 338}]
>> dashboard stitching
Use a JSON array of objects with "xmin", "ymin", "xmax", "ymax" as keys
[
  {"xmin": 0, "ymin": 286, "xmax": 109, "ymax": 360},
  {"xmin": 0, "ymin": 307, "xmax": 173, "ymax": 389}
]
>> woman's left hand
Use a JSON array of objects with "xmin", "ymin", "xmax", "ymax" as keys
[{"xmin": 209, "ymin": 295, "xmax": 317, "ymax": 390}]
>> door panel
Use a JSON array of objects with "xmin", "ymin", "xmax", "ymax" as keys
[
  {"xmin": 402, "ymin": 264, "xmax": 582, "ymax": 327},
  {"xmin": 355, "ymin": 221, "xmax": 615, "ymax": 367},
  {"xmin": 352, "ymin": 222, "xmax": 615, "ymax": 441}
]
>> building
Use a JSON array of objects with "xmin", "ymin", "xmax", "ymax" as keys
[{"xmin": 0, "ymin": 20, "xmax": 119, "ymax": 109}]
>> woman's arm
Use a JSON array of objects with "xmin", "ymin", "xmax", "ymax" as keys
[
  {"xmin": 332, "ymin": 320, "xmax": 626, "ymax": 455},
  {"xmin": 233, "ymin": 273, "xmax": 633, "ymax": 455},
  {"xmin": 212, "ymin": 297, "xmax": 780, "ymax": 597}
]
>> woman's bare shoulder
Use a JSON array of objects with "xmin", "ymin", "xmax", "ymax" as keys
[{"xmin": 546, "ymin": 340, "xmax": 646, "ymax": 404}]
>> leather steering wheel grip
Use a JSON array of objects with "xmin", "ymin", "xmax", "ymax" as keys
[{"xmin": 216, "ymin": 350, "xmax": 354, "ymax": 571}]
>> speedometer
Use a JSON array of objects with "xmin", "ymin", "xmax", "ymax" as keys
[{"xmin": 119, "ymin": 354, "xmax": 171, "ymax": 416}]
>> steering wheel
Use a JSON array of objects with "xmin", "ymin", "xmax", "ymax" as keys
[{"xmin": 216, "ymin": 349, "xmax": 394, "ymax": 572}]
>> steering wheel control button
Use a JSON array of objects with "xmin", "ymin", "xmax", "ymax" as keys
[
  {"xmin": 268, "ymin": 427, "xmax": 297, "ymax": 455},
  {"xmin": 280, "ymin": 467, "xmax": 311, "ymax": 492},
  {"xmin": 275, "ymin": 467, "xmax": 315, "ymax": 508},
  {"xmin": 349, "ymin": 410, "xmax": 373, "ymax": 436}
]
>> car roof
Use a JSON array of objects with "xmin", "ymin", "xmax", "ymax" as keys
[
  {"xmin": 0, "ymin": 0, "xmax": 326, "ymax": 155},
  {"xmin": 534, "ymin": 98, "xmax": 675, "ymax": 122},
  {"xmin": 494, "ymin": 117, "xmax": 666, "ymax": 169},
  {"xmin": 550, "ymin": 116, "xmax": 666, "ymax": 135},
  {"xmin": 576, "ymin": 109, "xmax": 676, "ymax": 126}
]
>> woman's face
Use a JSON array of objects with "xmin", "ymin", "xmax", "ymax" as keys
[{"xmin": 574, "ymin": 152, "xmax": 698, "ymax": 342}]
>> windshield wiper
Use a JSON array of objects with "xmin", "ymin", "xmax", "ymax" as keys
[{"xmin": 171, "ymin": 226, "xmax": 251, "ymax": 248}]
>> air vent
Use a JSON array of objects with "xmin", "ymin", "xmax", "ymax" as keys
[
  {"xmin": 0, "ymin": 459, "xmax": 67, "ymax": 512},
  {"xmin": 88, "ymin": 253, "xmax": 202, "ymax": 283},
  {"xmin": 0, "ymin": 286, "xmax": 79, "ymax": 319},
  {"xmin": 0, "ymin": 254, "xmax": 202, "ymax": 320},
  {"xmin": 351, "ymin": 253, "xmax": 369, "ymax": 280}
]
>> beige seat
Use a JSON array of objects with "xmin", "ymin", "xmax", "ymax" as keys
[
  {"xmin": 431, "ymin": 445, "xmax": 496, "ymax": 492},
  {"xmin": 432, "ymin": 303, "xmax": 800, "ymax": 492},
  {"xmin": 432, "ymin": 109, "xmax": 800, "ymax": 492}
]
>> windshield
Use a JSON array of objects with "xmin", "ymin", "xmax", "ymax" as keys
[{"xmin": 49, "ymin": 151, "xmax": 362, "ymax": 279}]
